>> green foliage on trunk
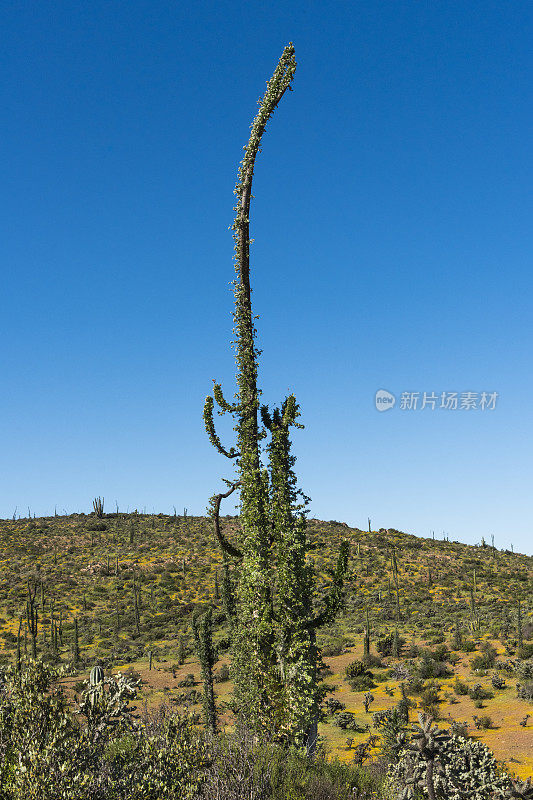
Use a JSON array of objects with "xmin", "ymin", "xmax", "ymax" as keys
[
  {"xmin": 192, "ymin": 608, "xmax": 217, "ymax": 734},
  {"xmin": 203, "ymin": 42, "xmax": 348, "ymax": 746}
]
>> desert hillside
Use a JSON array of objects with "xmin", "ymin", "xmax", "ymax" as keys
[{"xmin": 0, "ymin": 511, "xmax": 531, "ymax": 777}]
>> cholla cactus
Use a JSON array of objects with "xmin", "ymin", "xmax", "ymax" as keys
[
  {"xmin": 389, "ymin": 713, "xmax": 515, "ymax": 800},
  {"xmin": 504, "ymin": 778, "xmax": 533, "ymax": 799},
  {"xmin": 492, "ymin": 672, "xmax": 506, "ymax": 690},
  {"xmin": 363, "ymin": 692, "xmax": 374, "ymax": 713},
  {"xmin": 392, "ymin": 663, "xmax": 412, "ymax": 682}
]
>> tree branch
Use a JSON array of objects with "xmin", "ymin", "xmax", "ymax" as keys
[
  {"xmin": 213, "ymin": 381, "xmax": 237, "ymax": 414},
  {"xmin": 209, "ymin": 481, "xmax": 243, "ymax": 559},
  {"xmin": 203, "ymin": 396, "xmax": 239, "ymax": 459},
  {"xmin": 307, "ymin": 540, "xmax": 349, "ymax": 629}
]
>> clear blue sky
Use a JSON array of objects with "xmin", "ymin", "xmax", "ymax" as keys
[{"xmin": 2, "ymin": 1, "xmax": 532, "ymax": 554}]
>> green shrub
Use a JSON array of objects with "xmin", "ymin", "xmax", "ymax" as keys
[
  {"xmin": 518, "ymin": 642, "xmax": 533, "ymax": 659},
  {"xmin": 372, "ymin": 708, "xmax": 406, "ymax": 762},
  {"xmin": 0, "ymin": 661, "xmax": 94, "ymax": 799},
  {"xmin": 516, "ymin": 681, "xmax": 533, "ymax": 701},
  {"xmin": 215, "ymin": 663, "xmax": 230, "ymax": 682},
  {"xmin": 376, "ymin": 633, "xmax": 406, "ymax": 657},
  {"xmin": 417, "ymin": 655, "xmax": 451, "ymax": 680},
  {"xmin": 325, "ymin": 697, "xmax": 345, "ymax": 715},
  {"xmin": 103, "ymin": 712, "xmax": 207, "ymax": 799},
  {"xmin": 468, "ymin": 683, "xmax": 493, "ymax": 701},
  {"xmin": 348, "ymin": 674, "xmax": 376, "ymax": 692},
  {"xmin": 333, "ymin": 711, "xmax": 365, "ymax": 731},
  {"xmin": 345, "ymin": 660, "xmax": 367, "ymax": 679},
  {"xmin": 321, "ymin": 638, "xmax": 346, "ymax": 657},
  {"xmin": 453, "ymin": 678, "xmax": 469, "ymax": 696}
]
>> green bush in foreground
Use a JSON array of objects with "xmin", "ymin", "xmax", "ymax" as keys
[
  {"xmin": 0, "ymin": 660, "xmax": 382, "ymax": 799},
  {"xmin": 1, "ymin": 661, "xmax": 528, "ymax": 800},
  {"xmin": 0, "ymin": 661, "xmax": 207, "ymax": 800}
]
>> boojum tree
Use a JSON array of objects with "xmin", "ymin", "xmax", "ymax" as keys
[{"xmin": 203, "ymin": 42, "xmax": 349, "ymax": 748}]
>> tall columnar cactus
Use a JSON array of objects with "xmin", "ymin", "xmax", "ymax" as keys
[
  {"xmin": 93, "ymin": 497, "xmax": 104, "ymax": 518},
  {"xmin": 203, "ymin": 43, "xmax": 348, "ymax": 746},
  {"xmin": 363, "ymin": 607, "xmax": 371, "ymax": 660},
  {"xmin": 132, "ymin": 569, "xmax": 140, "ymax": 635},
  {"xmin": 26, "ymin": 579, "xmax": 38, "ymax": 659},
  {"xmin": 392, "ymin": 627, "xmax": 401, "ymax": 658},
  {"xmin": 470, "ymin": 586, "xmax": 477, "ymax": 630},
  {"xmin": 90, "ymin": 664, "xmax": 104, "ymax": 687},
  {"xmin": 16, "ymin": 614, "xmax": 23, "ymax": 673},
  {"xmin": 517, "ymin": 598, "xmax": 523, "ymax": 650},
  {"xmin": 391, "ymin": 548, "xmax": 401, "ymax": 621},
  {"xmin": 73, "ymin": 617, "xmax": 80, "ymax": 668},
  {"xmin": 453, "ymin": 614, "xmax": 462, "ymax": 649},
  {"xmin": 192, "ymin": 607, "xmax": 217, "ymax": 733}
]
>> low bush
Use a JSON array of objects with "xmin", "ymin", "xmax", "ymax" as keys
[
  {"xmin": 320, "ymin": 637, "xmax": 346, "ymax": 657},
  {"xmin": 517, "ymin": 643, "xmax": 533, "ymax": 660},
  {"xmin": 516, "ymin": 681, "xmax": 533, "ymax": 701},
  {"xmin": 348, "ymin": 674, "xmax": 376, "ymax": 692},
  {"xmin": 468, "ymin": 683, "xmax": 493, "ymax": 701},
  {"xmin": 453, "ymin": 678, "xmax": 469, "ymax": 695},
  {"xmin": 491, "ymin": 673, "xmax": 506, "ymax": 690},
  {"xmin": 333, "ymin": 711, "xmax": 365, "ymax": 731},
  {"xmin": 215, "ymin": 663, "xmax": 230, "ymax": 682},
  {"xmin": 345, "ymin": 660, "xmax": 367, "ymax": 679},
  {"xmin": 417, "ymin": 655, "xmax": 451, "ymax": 680},
  {"xmin": 325, "ymin": 697, "xmax": 345, "ymax": 715}
]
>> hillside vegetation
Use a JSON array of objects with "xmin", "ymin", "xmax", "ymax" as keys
[{"xmin": 0, "ymin": 511, "xmax": 531, "ymax": 779}]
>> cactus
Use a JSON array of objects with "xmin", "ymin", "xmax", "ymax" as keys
[
  {"xmin": 76, "ymin": 670, "xmax": 141, "ymax": 744},
  {"xmin": 392, "ymin": 627, "xmax": 401, "ymax": 658},
  {"xmin": 90, "ymin": 664, "xmax": 104, "ymax": 687},
  {"xmin": 453, "ymin": 615, "xmax": 463, "ymax": 649},
  {"xmin": 178, "ymin": 635, "xmax": 186, "ymax": 666},
  {"xmin": 26, "ymin": 579, "xmax": 38, "ymax": 659},
  {"xmin": 73, "ymin": 617, "xmax": 80, "ymax": 668},
  {"xmin": 505, "ymin": 778, "xmax": 533, "ymax": 799},
  {"xmin": 16, "ymin": 614, "xmax": 22, "ymax": 673},
  {"xmin": 363, "ymin": 607, "xmax": 371, "ymax": 661},
  {"xmin": 363, "ymin": 691, "xmax": 374, "ymax": 713},
  {"xmin": 192, "ymin": 608, "xmax": 217, "ymax": 733},
  {"xmin": 92, "ymin": 496, "xmax": 104, "ymax": 518},
  {"xmin": 517, "ymin": 599, "xmax": 523, "ymax": 650},
  {"xmin": 388, "ymin": 712, "xmax": 515, "ymax": 800},
  {"xmin": 492, "ymin": 672, "xmax": 506, "ymax": 690}
]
